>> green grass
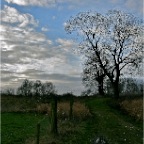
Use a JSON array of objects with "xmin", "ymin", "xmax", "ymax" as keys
[
  {"xmin": 1, "ymin": 113, "xmax": 50, "ymax": 144},
  {"xmin": 1, "ymin": 97, "xmax": 143, "ymax": 144},
  {"xmin": 1, "ymin": 112, "xmax": 94, "ymax": 144}
]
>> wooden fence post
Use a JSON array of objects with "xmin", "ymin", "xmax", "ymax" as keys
[
  {"xmin": 51, "ymin": 94, "xmax": 58, "ymax": 136},
  {"xmin": 69, "ymin": 94, "xmax": 74, "ymax": 120},
  {"xmin": 36, "ymin": 123, "xmax": 40, "ymax": 144}
]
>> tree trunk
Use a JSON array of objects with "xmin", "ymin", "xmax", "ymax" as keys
[
  {"xmin": 97, "ymin": 76, "xmax": 105, "ymax": 96},
  {"xmin": 113, "ymin": 81, "xmax": 119, "ymax": 99},
  {"xmin": 98, "ymin": 81, "xmax": 104, "ymax": 96},
  {"xmin": 51, "ymin": 95, "xmax": 58, "ymax": 136}
]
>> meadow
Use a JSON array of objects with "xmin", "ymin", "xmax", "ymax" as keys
[{"xmin": 1, "ymin": 95, "xmax": 143, "ymax": 144}]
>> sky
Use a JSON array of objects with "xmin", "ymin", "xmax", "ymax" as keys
[{"xmin": 0, "ymin": 0, "xmax": 143, "ymax": 95}]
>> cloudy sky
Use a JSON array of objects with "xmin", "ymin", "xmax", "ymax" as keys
[{"xmin": 1, "ymin": 0, "xmax": 143, "ymax": 95}]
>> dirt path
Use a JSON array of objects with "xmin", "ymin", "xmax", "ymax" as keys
[{"xmin": 86, "ymin": 98, "xmax": 143, "ymax": 144}]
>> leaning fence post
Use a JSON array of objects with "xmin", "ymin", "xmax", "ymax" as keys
[{"xmin": 36, "ymin": 123, "xmax": 40, "ymax": 144}]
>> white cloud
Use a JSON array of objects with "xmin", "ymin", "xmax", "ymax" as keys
[
  {"xmin": 1, "ymin": 5, "xmax": 38, "ymax": 27},
  {"xmin": 4, "ymin": 0, "xmax": 143, "ymax": 15},
  {"xmin": 6, "ymin": 0, "xmax": 27, "ymax": 5},
  {"xmin": 5, "ymin": 0, "xmax": 56, "ymax": 7},
  {"xmin": 5, "ymin": 0, "xmax": 143, "ymax": 14},
  {"xmin": 56, "ymin": 38, "xmax": 74, "ymax": 47},
  {"xmin": 1, "ymin": 5, "xmax": 83, "ymax": 94},
  {"xmin": 41, "ymin": 27, "xmax": 49, "ymax": 32}
]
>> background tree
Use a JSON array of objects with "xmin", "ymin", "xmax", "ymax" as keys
[
  {"xmin": 81, "ymin": 89, "xmax": 92, "ymax": 96},
  {"xmin": 82, "ymin": 56, "xmax": 106, "ymax": 96},
  {"xmin": 17, "ymin": 79, "xmax": 33, "ymax": 97},
  {"xmin": 41, "ymin": 82, "xmax": 56, "ymax": 102},
  {"xmin": 17, "ymin": 79, "xmax": 56, "ymax": 100},
  {"xmin": 121, "ymin": 78, "xmax": 143, "ymax": 95},
  {"xmin": 1, "ymin": 88, "xmax": 15, "ymax": 96},
  {"xmin": 33, "ymin": 80, "xmax": 42, "ymax": 97},
  {"xmin": 106, "ymin": 77, "xmax": 143, "ymax": 96},
  {"xmin": 41, "ymin": 82, "xmax": 56, "ymax": 95},
  {"xmin": 65, "ymin": 10, "xmax": 143, "ymax": 98}
]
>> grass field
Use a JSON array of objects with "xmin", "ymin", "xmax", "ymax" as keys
[
  {"xmin": 1, "ymin": 96, "xmax": 143, "ymax": 144},
  {"xmin": 1, "ymin": 113, "xmax": 50, "ymax": 144}
]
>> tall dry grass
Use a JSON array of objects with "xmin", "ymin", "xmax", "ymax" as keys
[
  {"xmin": 1, "ymin": 96, "xmax": 37, "ymax": 112},
  {"xmin": 120, "ymin": 98, "xmax": 143, "ymax": 121},
  {"xmin": 1, "ymin": 96, "xmax": 91, "ymax": 120},
  {"xmin": 36, "ymin": 101, "xmax": 91, "ymax": 120}
]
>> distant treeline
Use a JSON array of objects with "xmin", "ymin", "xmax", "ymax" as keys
[
  {"xmin": 1, "ymin": 77, "xmax": 143, "ymax": 99},
  {"xmin": 1, "ymin": 79, "xmax": 80, "ymax": 102},
  {"xmin": 1, "ymin": 79, "xmax": 56, "ymax": 101},
  {"xmin": 82, "ymin": 77, "xmax": 143, "ymax": 97}
]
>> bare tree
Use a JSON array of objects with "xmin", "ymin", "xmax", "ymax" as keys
[
  {"xmin": 17, "ymin": 79, "xmax": 33, "ymax": 96},
  {"xmin": 2, "ymin": 88, "xmax": 15, "ymax": 96},
  {"xmin": 82, "ymin": 58, "xmax": 106, "ymax": 95},
  {"xmin": 65, "ymin": 10, "xmax": 143, "ymax": 98},
  {"xmin": 41, "ymin": 82, "xmax": 56, "ymax": 96},
  {"xmin": 33, "ymin": 80, "xmax": 42, "ymax": 97},
  {"xmin": 41, "ymin": 82, "xmax": 56, "ymax": 102}
]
